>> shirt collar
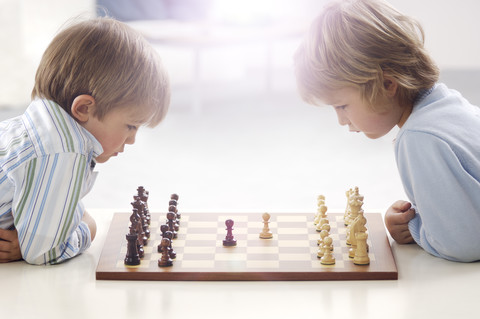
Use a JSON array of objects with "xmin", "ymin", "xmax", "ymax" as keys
[
  {"xmin": 413, "ymin": 85, "xmax": 436, "ymax": 106},
  {"xmin": 26, "ymin": 99, "xmax": 103, "ymax": 158}
]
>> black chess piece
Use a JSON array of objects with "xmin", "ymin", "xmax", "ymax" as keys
[
  {"xmin": 137, "ymin": 186, "xmax": 151, "ymax": 225},
  {"xmin": 168, "ymin": 205, "xmax": 180, "ymax": 229},
  {"xmin": 223, "ymin": 219, "xmax": 237, "ymax": 246},
  {"xmin": 158, "ymin": 238, "xmax": 173, "ymax": 267},
  {"xmin": 124, "ymin": 231, "xmax": 141, "ymax": 266},
  {"xmin": 163, "ymin": 231, "xmax": 176, "ymax": 259},
  {"xmin": 157, "ymin": 225, "xmax": 169, "ymax": 253},
  {"xmin": 166, "ymin": 212, "xmax": 178, "ymax": 238}
]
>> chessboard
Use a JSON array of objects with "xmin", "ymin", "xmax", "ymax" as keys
[{"xmin": 96, "ymin": 211, "xmax": 398, "ymax": 281}]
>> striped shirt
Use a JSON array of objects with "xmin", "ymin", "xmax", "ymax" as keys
[{"xmin": 0, "ymin": 99, "xmax": 102, "ymax": 264}]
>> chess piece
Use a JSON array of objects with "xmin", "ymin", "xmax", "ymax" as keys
[
  {"xmin": 132, "ymin": 197, "xmax": 149, "ymax": 243},
  {"xmin": 317, "ymin": 229, "xmax": 329, "ymax": 258},
  {"xmin": 124, "ymin": 231, "xmax": 140, "ymax": 266},
  {"xmin": 164, "ymin": 230, "xmax": 176, "ymax": 259},
  {"xmin": 129, "ymin": 208, "xmax": 144, "ymax": 258},
  {"xmin": 344, "ymin": 188, "xmax": 353, "ymax": 225},
  {"xmin": 314, "ymin": 204, "xmax": 327, "ymax": 225},
  {"xmin": 223, "ymin": 219, "xmax": 237, "ymax": 246},
  {"xmin": 157, "ymin": 225, "xmax": 169, "ymax": 252},
  {"xmin": 170, "ymin": 194, "xmax": 180, "ymax": 218},
  {"xmin": 259, "ymin": 213, "xmax": 273, "ymax": 239},
  {"xmin": 353, "ymin": 232, "xmax": 370, "ymax": 265},
  {"xmin": 349, "ymin": 188, "xmax": 363, "ymax": 221},
  {"xmin": 168, "ymin": 199, "xmax": 179, "ymax": 222},
  {"xmin": 347, "ymin": 205, "xmax": 367, "ymax": 249},
  {"xmin": 166, "ymin": 212, "xmax": 178, "ymax": 239},
  {"xmin": 158, "ymin": 238, "xmax": 173, "ymax": 267},
  {"xmin": 316, "ymin": 214, "xmax": 329, "ymax": 232},
  {"xmin": 160, "ymin": 224, "xmax": 168, "ymax": 238},
  {"xmin": 137, "ymin": 186, "xmax": 151, "ymax": 225},
  {"xmin": 314, "ymin": 195, "xmax": 325, "ymax": 224},
  {"xmin": 168, "ymin": 205, "xmax": 180, "ymax": 230},
  {"xmin": 320, "ymin": 236, "xmax": 335, "ymax": 265}
]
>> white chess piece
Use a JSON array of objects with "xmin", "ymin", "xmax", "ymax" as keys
[{"xmin": 259, "ymin": 212, "xmax": 273, "ymax": 239}]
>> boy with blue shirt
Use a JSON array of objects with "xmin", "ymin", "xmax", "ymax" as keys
[
  {"xmin": 294, "ymin": 0, "xmax": 480, "ymax": 262},
  {"xmin": 0, "ymin": 17, "xmax": 170, "ymax": 264}
]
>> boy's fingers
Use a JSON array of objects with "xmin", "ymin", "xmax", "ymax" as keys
[
  {"xmin": 394, "ymin": 200, "xmax": 411, "ymax": 212},
  {"xmin": 0, "ymin": 228, "xmax": 17, "ymax": 241}
]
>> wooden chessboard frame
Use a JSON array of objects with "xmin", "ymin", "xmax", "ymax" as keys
[{"xmin": 96, "ymin": 212, "xmax": 398, "ymax": 281}]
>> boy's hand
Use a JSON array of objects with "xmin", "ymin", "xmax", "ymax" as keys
[
  {"xmin": 385, "ymin": 200, "xmax": 416, "ymax": 244},
  {"xmin": 0, "ymin": 228, "xmax": 22, "ymax": 262}
]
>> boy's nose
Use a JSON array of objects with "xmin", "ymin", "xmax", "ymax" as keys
[
  {"xmin": 126, "ymin": 131, "xmax": 136, "ymax": 145},
  {"xmin": 335, "ymin": 111, "xmax": 349, "ymax": 126}
]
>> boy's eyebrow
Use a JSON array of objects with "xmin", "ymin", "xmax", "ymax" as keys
[{"xmin": 131, "ymin": 115, "xmax": 154, "ymax": 126}]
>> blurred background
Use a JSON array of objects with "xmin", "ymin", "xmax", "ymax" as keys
[{"xmin": 1, "ymin": 0, "xmax": 479, "ymax": 214}]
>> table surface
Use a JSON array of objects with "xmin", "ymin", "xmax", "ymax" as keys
[{"xmin": 1, "ymin": 209, "xmax": 478, "ymax": 319}]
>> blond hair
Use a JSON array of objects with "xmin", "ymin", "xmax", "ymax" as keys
[
  {"xmin": 32, "ymin": 17, "xmax": 170, "ymax": 127},
  {"xmin": 294, "ymin": 0, "xmax": 439, "ymax": 109}
]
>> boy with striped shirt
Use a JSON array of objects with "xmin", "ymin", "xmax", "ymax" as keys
[{"xmin": 0, "ymin": 17, "xmax": 170, "ymax": 264}]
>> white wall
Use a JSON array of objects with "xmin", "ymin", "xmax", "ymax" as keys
[
  {"xmin": 1, "ymin": 0, "xmax": 479, "ymax": 108},
  {"xmin": 0, "ymin": 0, "xmax": 95, "ymax": 108},
  {"xmin": 388, "ymin": 0, "xmax": 480, "ymax": 70}
]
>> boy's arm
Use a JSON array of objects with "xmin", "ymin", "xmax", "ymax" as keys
[
  {"xmin": 12, "ymin": 154, "xmax": 92, "ymax": 265},
  {"xmin": 397, "ymin": 131, "xmax": 480, "ymax": 262},
  {"xmin": 0, "ymin": 228, "xmax": 22, "ymax": 262}
]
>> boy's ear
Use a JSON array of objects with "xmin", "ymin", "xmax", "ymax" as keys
[
  {"xmin": 383, "ymin": 74, "xmax": 398, "ymax": 98},
  {"xmin": 71, "ymin": 95, "xmax": 96, "ymax": 123}
]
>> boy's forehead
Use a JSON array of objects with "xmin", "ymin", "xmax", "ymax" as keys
[
  {"xmin": 322, "ymin": 87, "xmax": 360, "ymax": 105},
  {"xmin": 118, "ymin": 105, "xmax": 152, "ymax": 123},
  {"xmin": 321, "ymin": 90, "xmax": 345, "ymax": 106}
]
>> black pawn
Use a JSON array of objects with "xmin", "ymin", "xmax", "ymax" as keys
[
  {"xmin": 158, "ymin": 238, "xmax": 173, "ymax": 267},
  {"xmin": 164, "ymin": 231, "xmax": 176, "ymax": 259},
  {"xmin": 169, "ymin": 199, "xmax": 181, "ymax": 219},
  {"xmin": 166, "ymin": 212, "xmax": 178, "ymax": 238},
  {"xmin": 223, "ymin": 219, "xmax": 237, "ymax": 246},
  {"xmin": 168, "ymin": 205, "xmax": 180, "ymax": 229},
  {"xmin": 157, "ymin": 225, "xmax": 169, "ymax": 253}
]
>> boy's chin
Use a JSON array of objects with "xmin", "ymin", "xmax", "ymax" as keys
[
  {"xmin": 364, "ymin": 132, "xmax": 384, "ymax": 139},
  {"xmin": 94, "ymin": 155, "xmax": 111, "ymax": 164}
]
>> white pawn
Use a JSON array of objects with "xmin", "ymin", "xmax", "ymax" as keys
[
  {"xmin": 314, "ymin": 195, "xmax": 326, "ymax": 224},
  {"xmin": 320, "ymin": 236, "xmax": 335, "ymax": 265},
  {"xmin": 317, "ymin": 229, "xmax": 329, "ymax": 248},
  {"xmin": 314, "ymin": 204, "xmax": 327, "ymax": 225},
  {"xmin": 259, "ymin": 212, "xmax": 273, "ymax": 239},
  {"xmin": 316, "ymin": 215, "xmax": 329, "ymax": 232}
]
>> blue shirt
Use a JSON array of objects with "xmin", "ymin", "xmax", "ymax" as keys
[
  {"xmin": 395, "ymin": 83, "xmax": 480, "ymax": 262},
  {"xmin": 0, "ymin": 99, "xmax": 102, "ymax": 264}
]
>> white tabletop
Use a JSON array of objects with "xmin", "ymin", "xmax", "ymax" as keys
[{"xmin": 1, "ymin": 209, "xmax": 478, "ymax": 319}]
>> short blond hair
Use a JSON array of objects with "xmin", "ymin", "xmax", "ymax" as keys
[
  {"xmin": 32, "ymin": 17, "xmax": 170, "ymax": 127},
  {"xmin": 294, "ymin": 0, "xmax": 439, "ymax": 109}
]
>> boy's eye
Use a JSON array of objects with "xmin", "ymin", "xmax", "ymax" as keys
[
  {"xmin": 334, "ymin": 105, "xmax": 347, "ymax": 110},
  {"xmin": 127, "ymin": 125, "xmax": 138, "ymax": 131}
]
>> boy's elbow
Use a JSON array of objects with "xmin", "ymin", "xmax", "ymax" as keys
[
  {"xmin": 430, "ymin": 239, "xmax": 480, "ymax": 263},
  {"xmin": 22, "ymin": 253, "xmax": 50, "ymax": 265},
  {"xmin": 441, "ymin": 250, "xmax": 480, "ymax": 263},
  {"xmin": 82, "ymin": 211, "xmax": 96, "ymax": 242},
  {"xmin": 90, "ymin": 223, "xmax": 96, "ymax": 242}
]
